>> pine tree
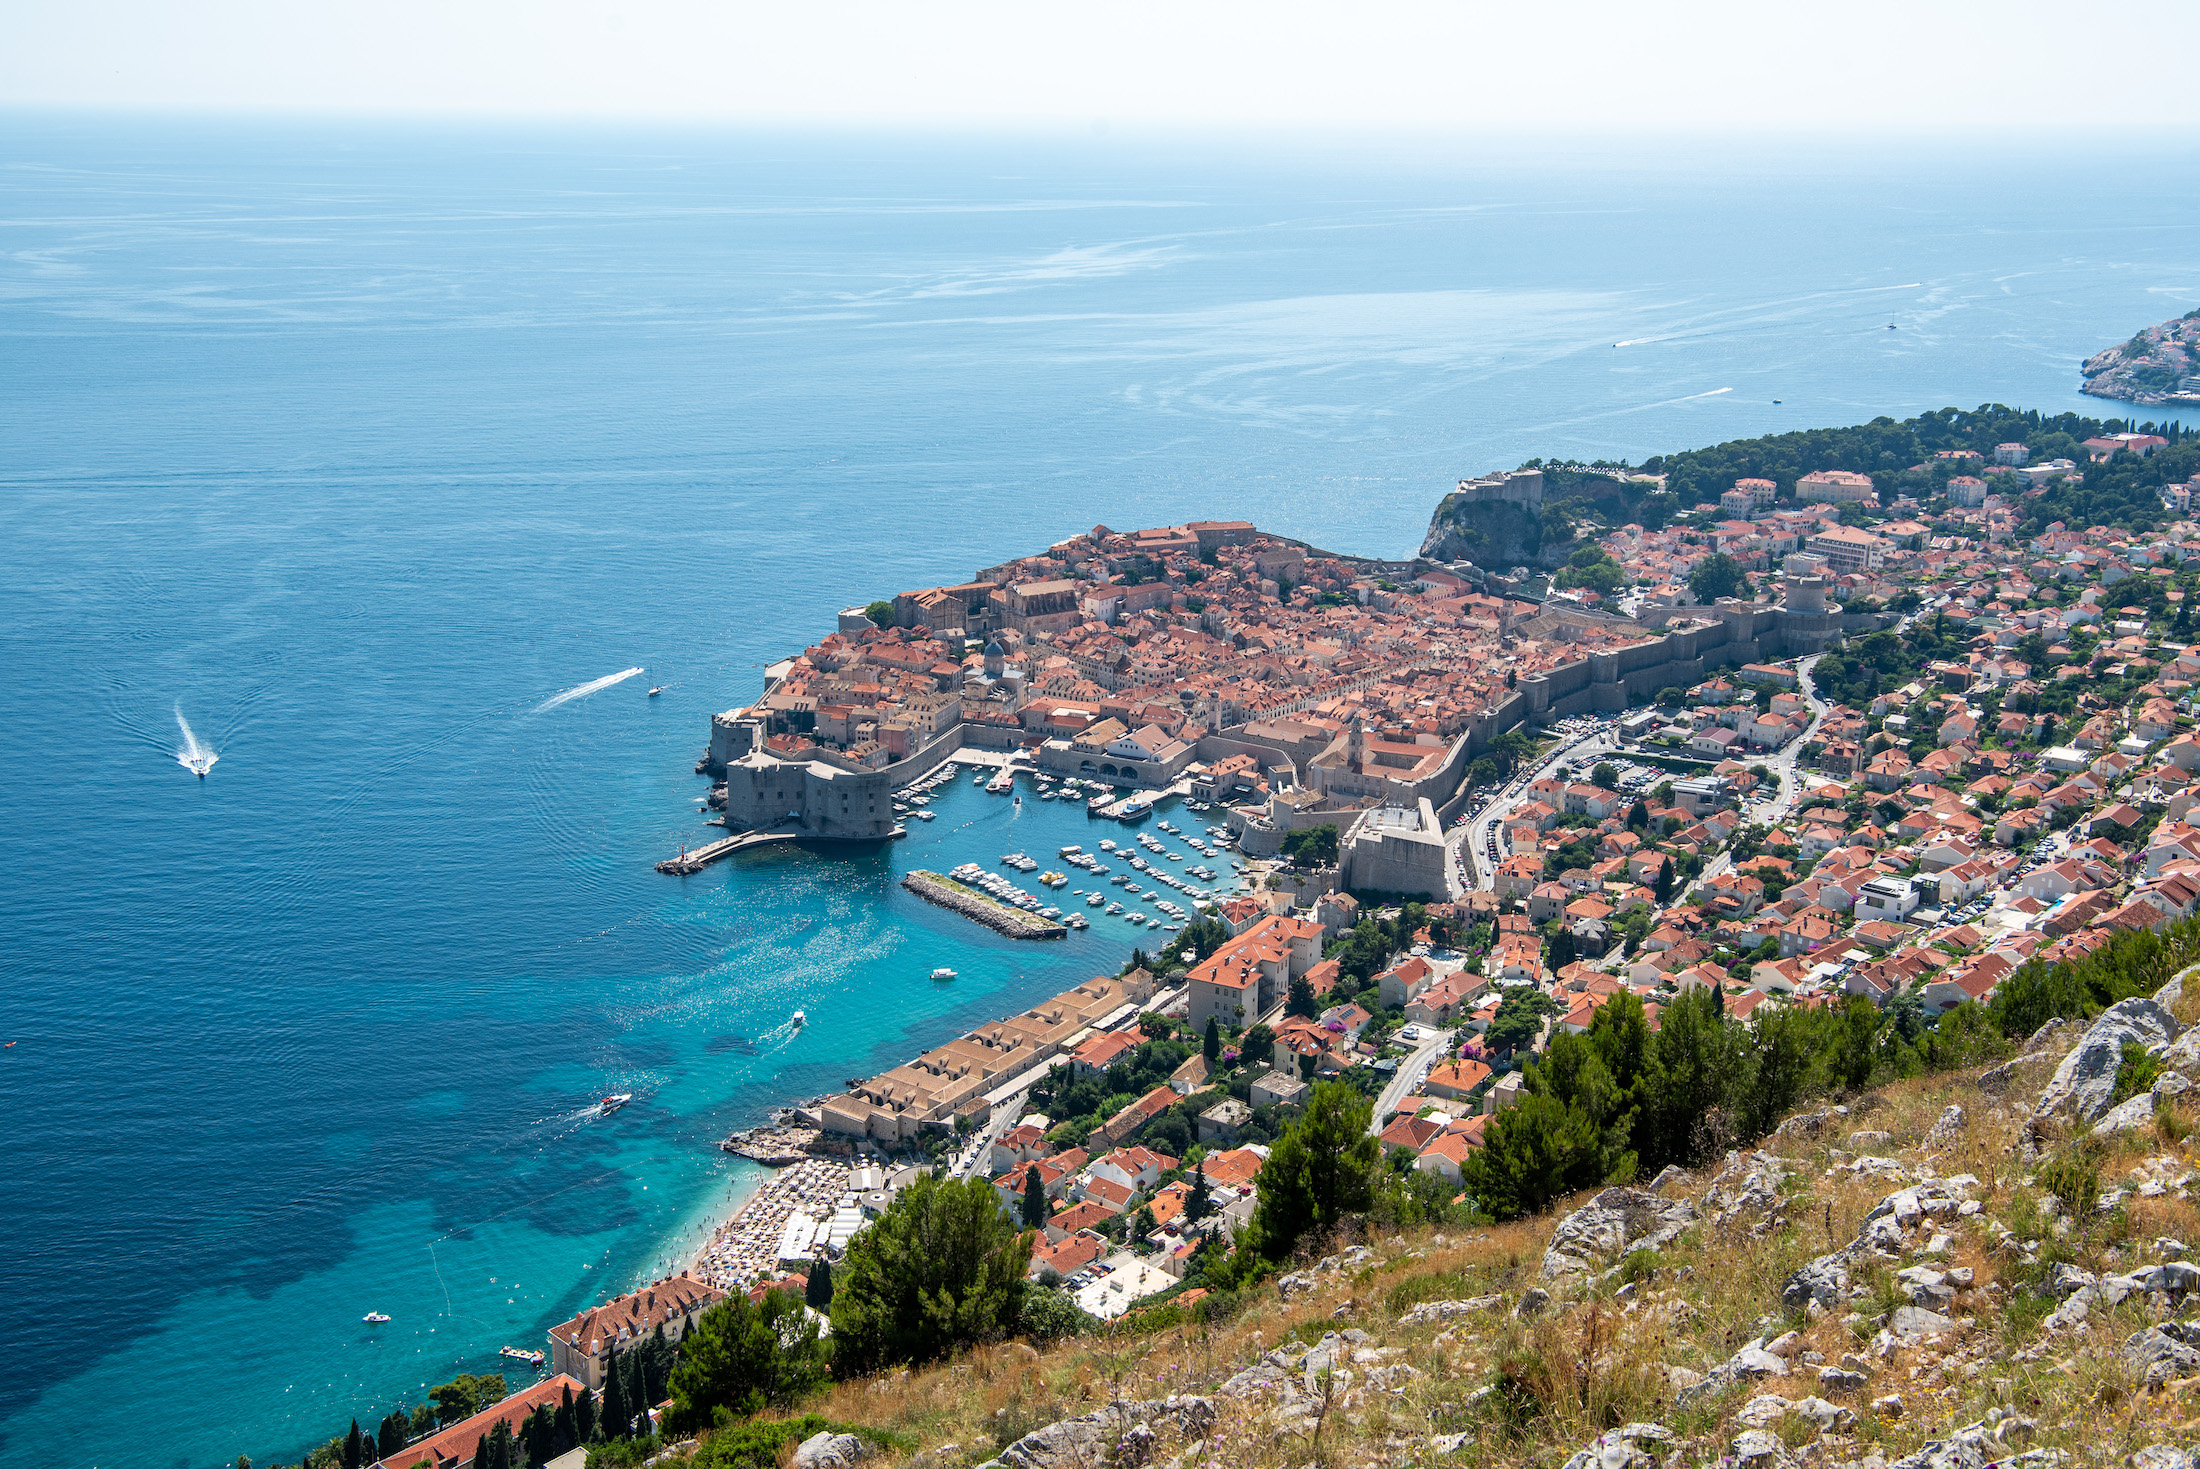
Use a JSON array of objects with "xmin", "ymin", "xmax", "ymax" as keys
[
  {"xmin": 805, "ymin": 1256, "xmax": 835, "ymax": 1310},
  {"xmin": 1285, "ymin": 974, "xmax": 1317, "ymax": 1018},
  {"xmin": 343, "ymin": 1420, "xmax": 363, "ymax": 1469},
  {"xmin": 1203, "ymin": 1017, "xmax": 1221, "ymax": 1062},
  {"xmin": 1020, "ymin": 1164, "xmax": 1049, "ymax": 1228}
]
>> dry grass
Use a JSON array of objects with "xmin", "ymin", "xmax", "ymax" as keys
[{"xmin": 670, "ymin": 1059, "xmax": 2200, "ymax": 1469}]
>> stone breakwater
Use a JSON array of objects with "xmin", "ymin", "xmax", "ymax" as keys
[
  {"xmin": 902, "ymin": 869, "xmax": 1066, "ymax": 940},
  {"xmin": 692, "ymin": 1158, "xmax": 851, "ymax": 1288}
]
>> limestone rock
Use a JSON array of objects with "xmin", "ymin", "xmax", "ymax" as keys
[
  {"xmin": 2132, "ymin": 1447, "xmax": 2196, "ymax": 1469},
  {"xmin": 793, "ymin": 1433, "xmax": 868, "ymax": 1469},
  {"xmin": 1732, "ymin": 1428, "xmax": 1793, "ymax": 1467},
  {"xmin": 2124, "ymin": 1322, "xmax": 2200, "ymax": 1388},
  {"xmin": 1848, "ymin": 1130, "xmax": 1893, "ymax": 1150},
  {"xmin": 1817, "ymin": 1367, "xmax": 1868, "ymax": 1394},
  {"xmin": 979, "ymin": 1397, "xmax": 1214, "ymax": 1469},
  {"xmin": 1922, "ymin": 1104, "xmax": 1967, "ymax": 1151},
  {"xmin": 1890, "ymin": 1306, "xmax": 1955, "ymax": 1340},
  {"xmin": 2035, "ymin": 998, "xmax": 2181, "ymax": 1124},
  {"xmin": 1557, "ymin": 1422, "xmax": 1674, "ymax": 1469},
  {"xmin": 2092, "ymin": 1092, "xmax": 2164, "ymax": 1139},
  {"xmin": 1541, "ymin": 1187, "xmax": 1699, "ymax": 1279},
  {"xmin": 1773, "ymin": 1105, "xmax": 1847, "ymax": 1142},
  {"xmin": 1402, "ymin": 1295, "xmax": 1504, "ymax": 1325},
  {"xmin": 1515, "ymin": 1286, "xmax": 1550, "ymax": 1319},
  {"xmin": 1782, "ymin": 1252, "xmax": 1852, "ymax": 1314},
  {"xmin": 1648, "ymin": 1163, "xmax": 1691, "ymax": 1194},
  {"xmin": 1884, "ymin": 1413, "xmax": 2046, "ymax": 1469},
  {"xmin": 1700, "ymin": 1149, "xmax": 1789, "ymax": 1231}
]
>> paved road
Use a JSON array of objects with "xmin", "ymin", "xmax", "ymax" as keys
[
  {"xmin": 1369, "ymin": 1025, "xmax": 1458, "ymax": 1131},
  {"xmin": 1756, "ymin": 652, "xmax": 1829, "ymax": 826},
  {"xmin": 1463, "ymin": 727, "xmax": 1626, "ymax": 890}
]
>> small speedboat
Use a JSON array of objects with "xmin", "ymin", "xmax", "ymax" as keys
[
  {"xmin": 647, "ymin": 687, "xmax": 662, "ymax": 697},
  {"xmin": 791, "ymin": 1010, "xmax": 806, "ymax": 1027},
  {"xmin": 931, "ymin": 967, "xmax": 957, "ymax": 982},
  {"xmin": 363, "ymin": 1312, "xmax": 391, "ymax": 1324},
  {"xmin": 599, "ymin": 1094, "xmax": 633, "ymax": 1115}
]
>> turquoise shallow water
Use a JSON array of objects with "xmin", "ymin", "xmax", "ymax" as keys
[{"xmin": 2, "ymin": 118, "xmax": 2197, "ymax": 1467}]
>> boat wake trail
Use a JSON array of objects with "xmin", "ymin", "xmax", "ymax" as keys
[
  {"xmin": 534, "ymin": 666, "xmax": 645, "ymax": 714},
  {"xmin": 174, "ymin": 705, "xmax": 219, "ymax": 777}
]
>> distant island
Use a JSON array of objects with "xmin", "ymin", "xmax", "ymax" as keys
[{"xmin": 2081, "ymin": 308, "xmax": 2200, "ymax": 405}]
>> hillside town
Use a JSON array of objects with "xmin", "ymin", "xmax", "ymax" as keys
[{"xmin": 345, "ymin": 412, "xmax": 2200, "ymax": 1469}]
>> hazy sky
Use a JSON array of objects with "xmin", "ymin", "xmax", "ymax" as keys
[{"xmin": 8, "ymin": 0, "xmax": 2200, "ymax": 133}]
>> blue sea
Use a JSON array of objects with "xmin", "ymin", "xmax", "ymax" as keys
[{"xmin": 3, "ymin": 117, "xmax": 2196, "ymax": 1467}]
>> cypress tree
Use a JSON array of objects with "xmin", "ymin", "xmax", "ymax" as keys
[
  {"xmin": 343, "ymin": 1420, "xmax": 363, "ymax": 1469},
  {"xmin": 1655, "ymin": 856, "xmax": 1674, "ymax": 904},
  {"xmin": 1186, "ymin": 1159, "xmax": 1213, "ymax": 1221},
  {"xmin": 575, "ymin": 1376, "xmax": 598, "ymax": 1443},
  {"xmin": 805, "ymin": 1256, "xmax": 835, "ymax": 1310},
  {"xmin": 599, "ymin": 1351, "xmax": 629, "ymax": 1440},
  {"xmin": 1202, "ymin": 1017, "xmax": 1221, "ymax": 1062},
  {"xmin": 1021, "ymin": 1164, "xmax": 1049, "ymax": 1228},
  {"xmin": 471, "ymin": 1434, "xmax": 489, "ymax": 1469},
  {"xmin": 1711, "ymin": 981, "xmax": 1725, "ymax": 1016},
  {"xmin": 378, "ymin": 1411, "xmax": 408, "ymax": 1460},
  {"xmin": 624, "ymin": 1346, "xmax": 649, "ymax": 1433},
  {"xmin": 552, "ymin": 1391, "xmax": 576, "ymax": 1456}
]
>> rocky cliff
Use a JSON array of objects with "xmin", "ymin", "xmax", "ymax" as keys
[
  {"xmin": 1420, "ymin": 467, "xmax": 1580, "ymax": 570},
  {"xmin": 2082, "ymin": 310, "xmax": 2200, "ymax": 406}
]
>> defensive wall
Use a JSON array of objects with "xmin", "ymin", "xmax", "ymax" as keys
[{"xmin": 1518, "ymin": 603, "xmax": 1850, "ymax": 721}]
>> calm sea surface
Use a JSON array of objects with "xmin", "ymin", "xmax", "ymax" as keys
[{"xmin": 2, "ymin": 118, "xmax": 2195, "ymax": 1466}]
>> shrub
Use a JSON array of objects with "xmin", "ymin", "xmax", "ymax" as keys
[{"xmin": 2038, "ymin": 1151, "xmax": 2100, "ymax": 1221}]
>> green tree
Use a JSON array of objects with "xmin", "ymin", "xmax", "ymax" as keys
[
  {"xmin": 1484, "ymin": 988, "xmax": 1552, "ymax": 1056},
  {"xmin": 1020, "ymin": 1164, "xmax": 1049, "ymax": 1229},
  {"xmin": 1203, "ymin": 1017, "xmax": 1221, "ymax": 1062},
  {"xmin": 1242, "ymin": 1022, "xmax": 1275, "ymax": 1065},
  {"xmin": 1250, "ymin": 1080, "xmax": 1381, "ymax": 1257},
  {"xmin": 1285, "ymin": 973, "xmax": 1318, "ymax": 1018},
  {"xmin": 1654, "ymin": 856, "xmax": 1674, "ymax": 904},
  {"xmin": 1591, "ymin": 761, "xmax": 1617, "ymax": 789},
  {"xmin": 828, "ymin": 1174, "xmax": 1035, "ymax": 1376},
  {"xmin": 1688, "ymin": 552, "xmax": 1745, "ymax": 603},
  {"xmin": 600, "ymin": 1347, "xmax": 632, "ymax": 1438},
  {"xmin": 1186, "ymin": 1158, "xmax": 1214, "ymax": 1220},
  {"xmin": 552, "ymin": 1389, "xmax": 577, "ymax": 1459},
  {"xmin": 1458, "ymin": 1090, "xmax": 1607, "ymax": 1220},
  {"xmin": 431, "ymin": 1375, "xmax": 506, "ymax": 1427},
  {"xmin": 378, "ymin": 1412, "xmax": 409, "ymax": 1461},
  {"xmin": 344, "ymin": 1420, "xmax": 364, "ymax": 1469},
  {"xmin": 574, "ymin": 1380, "xmax": 598, "ymax": 1445},
  {"xmin": 1018, "ymin": 1286, "xmax": 1094, "ymax": 1343},
  {"xmin": 805, "ymin": 1257, "xmax": 834, "ymax": 1311},
  {"xmin": 665, "ymin": 1286, "xmax": 826, "ymax": 1431},
  {"xmin": 1637, "ymin": 992, "xmax": 1741, "ymax": 1171},
  {"xmin": 863, "ymin": 600, "xmax": 895, "ymax": 629},
  {"xmin": 1546, "ymin": 924, "xmax": 1577, "ymax": 973}
]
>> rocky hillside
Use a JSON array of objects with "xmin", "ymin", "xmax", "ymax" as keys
[
  {"xmin": 757, "ymin": 972, "xmax": 2200, "ymax": 1469},
  {"xmin": 2082, "ymin": 312, "xmax": 2200, "ymax": 406}
]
